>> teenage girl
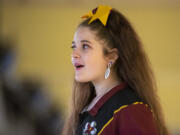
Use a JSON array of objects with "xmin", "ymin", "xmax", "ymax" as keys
[{"xmin": 62, "ymin": 5, "xmax": 169, "ymax": 135}]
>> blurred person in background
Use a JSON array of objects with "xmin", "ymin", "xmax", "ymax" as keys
[
  {"xmin": 0, "ymin": 39, "xmax": 63, "ymax": 135},
  {"xmin": 62, "ymin": 5, "xmax": 169, "ymax": 135}
]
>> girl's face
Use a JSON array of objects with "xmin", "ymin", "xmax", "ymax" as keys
[{"xmin": 71, "ymin": 26, "xmax": 108, "ymax": 83}]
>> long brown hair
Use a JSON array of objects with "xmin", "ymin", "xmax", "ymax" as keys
[{"xmin": 62, "ymin": 8, "xmax": 169, "ymax": 135}]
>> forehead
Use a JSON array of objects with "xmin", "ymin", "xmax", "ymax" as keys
[{"xmin": 73, "ymin": 26, "xmax": 97, "ymax": 42}]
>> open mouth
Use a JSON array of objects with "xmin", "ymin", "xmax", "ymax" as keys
[
  {"xmin": 74, "ymin": 63, "xmax": 85, "ymax": 70},
  {"xmin": 75, "ymin": 65, "xmax": 84, "ymax": 70}
]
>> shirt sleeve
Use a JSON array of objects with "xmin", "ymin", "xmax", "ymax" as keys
[{"xmin": 113, "ymin": 103, "xmax": 159, "ymax": 135}]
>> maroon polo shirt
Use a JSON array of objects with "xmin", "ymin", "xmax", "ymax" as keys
[{"xmin": 76, "ymin": 82, "xmax": 159, "ymax": 135}]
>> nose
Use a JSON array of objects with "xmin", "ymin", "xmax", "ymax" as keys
[{"xmin": 72, "ymin": 50, "xmax": 80, "ymax": 59}]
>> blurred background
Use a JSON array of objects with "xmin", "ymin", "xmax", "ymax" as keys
[{"xmin": 0, "ymin": 0, "xmax": 180, "ymax": 134}]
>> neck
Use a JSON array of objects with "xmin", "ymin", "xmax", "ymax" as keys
[{"xmin": 92, "ymin": 72, "xmax": 121, "ymax": 97}]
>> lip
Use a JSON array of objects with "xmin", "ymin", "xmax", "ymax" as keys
[
  {"xmin": 75, "ymin": 66, "xmax": 84, "ymax": 71},
  {"xmin": 73, "ymin": 62, "xmax": 85, "ymax": 71}
]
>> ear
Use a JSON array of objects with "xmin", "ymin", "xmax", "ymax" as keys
[{"xmin": 105, "ymin": 48, "xmax": 119, "ymax": 63}]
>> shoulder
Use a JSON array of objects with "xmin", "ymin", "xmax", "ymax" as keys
[
  {"xmin": 114, "ymin": 102, "xmax": 152, "ymax": 122},
  {"xmin": 98, "ymin": 102, "xmax": 159, "ymax": 135},
  {"xmin": 112, "ymin": 102, "xmax": 159, "ymax": 135}
]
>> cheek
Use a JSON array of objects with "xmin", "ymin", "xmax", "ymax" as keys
[
  {"xmin": 74, "ymin": 52, "xmax": 107, "ymax": 82},
  {"xmin": 86, "ymin": 55, "xmax": 107, "ymax": 75}
]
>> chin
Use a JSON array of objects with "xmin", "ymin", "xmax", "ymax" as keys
[{"xmin": 75, "ymin": 76, "xmax": 91, "ymax": 83}]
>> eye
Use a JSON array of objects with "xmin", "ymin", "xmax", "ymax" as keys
[
  {"xmin": 82, "ymin": 44, "xmax": 89, "ymax": 50},
  {"xmin": 71, "ymin": 44, "xmax": 76, "ymax": 49}
]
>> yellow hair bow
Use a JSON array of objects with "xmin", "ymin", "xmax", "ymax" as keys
[{"xmin": 81, "ymin": 5, "xmax": 112, "ymax": 26}]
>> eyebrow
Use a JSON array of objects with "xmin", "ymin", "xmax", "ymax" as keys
[{"xmin": 72, "ymin": 40, "xmax": 92, "ymax": 44}]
